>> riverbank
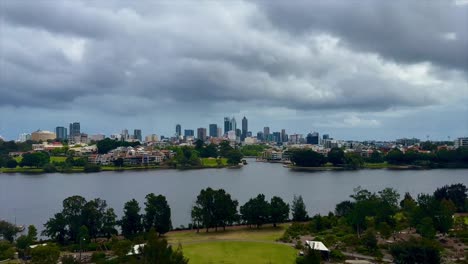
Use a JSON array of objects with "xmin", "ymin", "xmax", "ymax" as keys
[{"xmin": 282, "ymin": 162, "xmax": 468, "ymax": 171}]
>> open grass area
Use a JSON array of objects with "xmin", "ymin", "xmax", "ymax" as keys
[
  {"xmin": 13, "ymin": 156, "xmax": 72, "ymax": 163},
  {"xmin": 363, "ymin": 162, "xmax": 389, "ymax": 169},
  {"xmin": 166, "ymin": 224, "xmax": 288, "ymax": 245},
  {"xmin": 201, "ymin": 157, "xmax": 228, "ymax": 167},
  {"xmin": 182, "ymin": 241, "xmax": 296, "ymax": 264}
]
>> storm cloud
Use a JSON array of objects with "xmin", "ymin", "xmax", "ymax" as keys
[{"xmin": 0, "ymin": 0, "xmax": 467, "ymax": 140}]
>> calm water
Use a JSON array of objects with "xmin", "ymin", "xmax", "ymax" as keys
[{"xmin": 1, "ymin": 159, "xmax": 467, "ymax": 233}]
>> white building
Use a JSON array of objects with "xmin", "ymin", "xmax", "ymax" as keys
[
  {"xmin": 244, "ymin": 137, "xmax": 257, "ymax": 145},
  {"xmin": 17, "ymin": 133, "xmax": 32, "ymax": 142},
  {"xmin": 454, "ymin": 137, "xmax": 468, "ymax": 148}
]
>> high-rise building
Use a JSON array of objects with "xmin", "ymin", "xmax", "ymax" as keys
[
  {"xmin": 184, "ymin": 129, "xmax": 194, "ymax": 137},
  {"xmin": 217, "ymin": 128, "xmax": 223, "ymax": 138},
  {"xmin": 306, "ymin": 132, "xmax": 319, "ymax": 145},
  {"xmin": 224, "ymin": 117, "xmax": 231, "ymax": 134},
  {"xmin": 176, "ymin": 124, "xmax": 181, "ymax": 137},
  {"xmin": 121, "ymin": 129, "xmax": 129, "ymax": 140},
  {"xmin": 69, "ymin": 122, "xmax": 80, "ymax": 139},
  {"xmin": 323, "ymin": 134, "xmax": 329, "ymax": 140},
  {"xmin": 231, "ymin": 117, "xmax": 237, "ymax": 132},
  {"xmin": 454, "ymin": 137, "xmax": 468, "ymax": 148},
  {"xmin": 241, "ymin": 116, "xmax": 248, "ymax": 141},
  {"xmin": 236, "ymin": 128, "xmax": 241, "ymax": 138},
  {"xmin": 145, "ymin": 134, "xmax": 159, "ymax": 142},
  {"xmin": 263, "ymin": 127, "xmax": 270, "ymax": 138},
  {"xmin": 273, "ymin": 132, "xmax": 281, "ymax": 143},
  {"xmin": 257, "ymin": 131, "xmax": 264, "ymax": 141},
  {"xmin": 17, "ymin": 133, "xmax": 31, "ymax": 142},
  {"xmin": 134, "ymin": 129, "xmax": 142, "ymax": 141},
  {"xmin": 281, "ymin": 129, "xmax": 286, "ymax": 143},
  {"xmin": 197, "ymin": 128, "xmax": 207, "ymax": 140},
  {"xmin": 209, "ymin": 124, "xmax": 218, "ymax": 138},
  {"xmin": 55, "ymin": 126, "xmax": 68, "ymax": 140}
]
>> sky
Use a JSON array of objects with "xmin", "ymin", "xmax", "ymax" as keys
[{"xmin": 0, "ymin": 0, "xmax": 467, "ymax": 141}]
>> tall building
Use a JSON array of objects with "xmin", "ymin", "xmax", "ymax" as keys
[
  {"xmin": 281, "ymin": 129, "xmax": 286, "ymax": 143},
  {"xmin": 69, "ymin": 122, "xmax": 80, "ymax": 139},
  {"xmin": 121, "ymin": 129, "xmax": 129, "ymax": 140},
  {"xmin": 257, "ymin": 131, "xmax": 264, "ymax": 141},
  {"xmin": 241, "ymin": 116, "xmax": 248, "ymax": 141},
  {"xmin": 55, "ymin": 127, "xmax": 68, "ymax": 140},
  {"xmin": 231, "ymin": 117, "xmax": 237, "ymax": 132},
  {"xmin": 224, "ymin": 117, "xmax": 231, "ymax": 134},
  {"xmin": 263, "ymin": 127, "xmax": 270, "ymax": 138},
  {"xmin": 306, "ymin": 132, "xmax": 319, "ymax": 145},
  {"xmin": 217, "ymin": 128, "xmax": 222, "ymax": 138},
  {"xmin": 176, "ymin": 124, "xmax": 181, "ymax": 137},
  {"xmin": 323, "ymin": 134, "xmax": 330, "ymax": 140},
  {"xmin": 134, "ymin": 129, "xmax": 142, "ymax": 141},
  {"xmin": 209, "ymin": 124, "xmax": 218, "ymax": 138},
  {"xmin": 454, "ymin": 137, "xmax": 468, "ymax": 148},
  {"xmin": 145, "ymin": 134, "xmax": 159, "ymax": 142},
  {"xmin": 197, "ymin": 128, "xmax": 207, "ymax": 140},
  {"xmin": 184, "ymin": 129, "xmax": 194, "ymax": 137},
  {"xmin": 273, "ymin": 132, "xmax": 281, "ymax": 143},
  {"xmin": 17, "ymin": 133, "xmax": 31, "ymax": 142}
]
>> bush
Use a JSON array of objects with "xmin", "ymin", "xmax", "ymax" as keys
[
  {"xmin": 83, "ymin": 164, "xmax": 101, "ymax": 173},
  {"xmin": 330, "ymin": 249, "xmax": 345, "ymax": 262},
  {"xmin": 42, "ymin": 163, "xmax": 57, "ymax": 173},
  {"xmin": 61, "ymin": 255, "xmax": 79, "ymax": 264},
  {"xmin": 390, "ymin": 238, "xmax": 441, "ymax": 264},
  {"xmin": 5, "ymin": 159, "xmax": 17, "ymax": 168},
  {"xmin": 91, "ymin": 251, "xmax": 106, "ymax": 262}
]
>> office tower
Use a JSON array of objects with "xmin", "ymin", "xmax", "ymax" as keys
[
  {"xmin": 236, "ymin": 128, "xmax": 241, "ymax": 137},
  {"xmin": 69, "ymin": 122, "xmax": 80, "ymax": 138},
  {"xmin": 121, "ymin": 129, "xmax": 129, "ymax": 140},
  {"xmin": 231, "ymin": 117, "xmax": 237, "ymax": 132},
  {"xmin": 257, "ymin": 131, "xmax": 264, "ymax": 141},
  {"xmin": 224, "ymin": 117, "xmax": 231, "ymax": 134},
  {"xmin": 273, "ymin": 132, "xmax": 281, "ymax": 143},
  {"xmin": 281, "ymin": 129, "xmax": 286, "ymax": 143},
  {"xmin": 323, "ymin": 134, "xmax": 329, "ymax": 140},
  {"xmin": 217, "ymin": 128, "xmax": 222, "ymax": 138},
  {"xmin": 134, "ymin": 129, "xmax": 142, "ymax": 141},
  {"xmin": 209, "ymin": 124, "xmax": 218, "ymax": 137},
  {"xmin": 306, "ymin": 132, "xmax": 319, "ymax": 145},
  {"xmin": 55, "ymin": 126, "xmax": 68, "ymax": 140},
  {"xmin": 241, "ymin": 116, "xmax": 248, "ymax": 141},
  {"xmin": 176, "ymin": 124, "xmax": 182, "ymax": 137},
  {"xmin": 247, "ymin": 131, "xmax": 252, "ymax": 137},
  {"xmin": 197, "ymin": 128, "xmax": 207, "ymax": 140},
  {"xmin": 184, "ymin": 129, "xmax": 194, "ymax": 137},
  {"xmin": 263, "ymin": 127, "xmax": 270, "ymax": 137}
]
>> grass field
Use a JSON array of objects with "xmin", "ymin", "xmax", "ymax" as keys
[
  {"xmin": 182, "ymin": 241, "xmax": 296, "ymax": 264},
  {"xmin": 14, "ymin": 156, "xmax": 71, "ymax": 163},
  {"xmin": 166, "ymin": 225, "xmax": 287, "ymax": 245},
  {"xmin": 201, "ymin": 158, "xmax": 228, "ymax": 167}
]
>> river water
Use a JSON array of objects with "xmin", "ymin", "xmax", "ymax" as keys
[{"xmin": 1, "ymin": 159, "xmax": 467, "ymax": 232}]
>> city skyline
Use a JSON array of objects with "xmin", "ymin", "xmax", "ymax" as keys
[{"xmin": 0, "ymin": 1, "xmax": 467, "ymax": 141}]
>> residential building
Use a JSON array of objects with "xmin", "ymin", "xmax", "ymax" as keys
[
  {"xmin": 55, "ymin": 127, "xmax": 68, "ymax": 140},
  {"xmin": 176, "ymin": 124, "xmax": 181, "ymax": 137},
  {"xmin": 17, "ymin": 133, "xmax": 31, "ymax": 142},
  {"xmin": 197, "ymin": 128, "xmax": 207, "ymax": 140},
  {"xmin": 241, "ymin": 116, "xmax": 248, "ymax": 141},
  {"xmin": 134, "ymin": 129, "xmax": 142, "ymax": 142},
  {"xmin": 69, "ymin": 122, "xmax": 80, "ymax": 139},
  {"xmin": 89, "ymin": 134, "xmax": 105, "ymax": 141},
  {"xmin": 396, "ymin": 138, "xmax": 420, "ymax": 146},
  {"xmin": 31, "ymin": 130, "xmax": 56, "ymax": 141},
  {"xmin": 257, "ymin": 131, "xmax": 264, "ymax": 141},
  {"xmin": 209, "ymin": 124, "xmax": 218, "ymax": 138},
  {"xmin": 145, "ymin": 134, "xmax": 159, "ymax": 142},
  {"xmin": 217, "ymin": 128, "xmax": 223, "ymax": 138}
]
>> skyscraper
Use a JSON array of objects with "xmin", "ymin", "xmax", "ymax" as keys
[
  {"xmin": 231, "ymin": 117, "xmax": 237, "ymax": 132},
  {"xmin": 273, "ymin": 132, "xmax": 281, "ymax": 143},
  {"xmin": 69, "ymin": 122, "xmax": 80, "ymax": 139},
  {"xmin": 197, "ymin": 128, "xmax": 207, "ymax": 140},
  {"xmin": 281, "ymin": 129, "xmax": 286, "ymax": 143},
  {"xmin": 306, "ymin": 132, "xmax": 319, "ymax": 145},
  {"xmin": 241, "ymin": 116, "xmax": 248, "ymax": 141},
  {"xmin": 184, "ymin": 129, "xmax": 194, "ymax": 137},
  {"xmin": 121, "ymin": 129, "xmax": 129, "ymax": 140},
  {"xmin": 134, "ymin": 129, "xmax": 142, "ymax": 141},
  {"xmin": 176, "ymin": 124, "xmax": 181, "ymax": 137},
  {"xmin": 209, "ymin": 124, "xmax": 218, "ymax": 137},
  {"xmin": 224, "ymin": 117, "xmax": 231, "ymax": 134},
  {"xmin": 263, "ymin": 127, "xmax": 270, "ymax": 138},
  {"xmin": 56, "ymin": 126, "xmax": 68, "ymax": 140},
  {"xmin": 217, "ymin": 128, "xmax": 223, "ymax": 138}
]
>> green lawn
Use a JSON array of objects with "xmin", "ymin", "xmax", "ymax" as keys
[
  {"xmin": 166, "ymin": 225, "xmax": 288, "ymax": 245},
  {"xmin": 201, "ymin": 158, "xmax": 228, "ymax": 167},
  {"xmin": 364, "ymin": 162, "xmax": 389, "ymax": 169},
  {"xmin": 14, "ymin": 156, "xmax": 70, "ymax": 163},
  {"xmin": 182, "ymin": 241, "xmax": 296, "ymax": 264}
]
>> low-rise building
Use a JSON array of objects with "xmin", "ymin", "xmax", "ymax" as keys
[
  {"xmin": 31, "ymin": 130, "xmax": 56, "ymax": 141},
  {"xmin": 454, "ymin": 137, "xmax": 468, "ymax": 148}
]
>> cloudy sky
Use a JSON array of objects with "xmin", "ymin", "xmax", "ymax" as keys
[{"xmin": 0, "ymin": 0, "xmax": 467, "ymax": 141}]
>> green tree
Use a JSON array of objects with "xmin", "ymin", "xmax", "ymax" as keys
[
  {"xmin": 113, "ymin": 157, "xmax": 124, "ymax": 167},
  {"xmin": 0, "ymin": 241, "xmax": 15, "ymax": 260},
  {"xmin": 344, "ymin": 153, "xmax": 364, "ymax": 169},
  {"xmin": 270, "ymin": 196, "xmax": 289, "ymax": 227},
  {"xmin": 62, "ymin": 195, "xmax": 87, "ymax": 242},
  {"xmin": 361, "ymin": 229, "xmax": 378, "ymax": 252},
  {"xmin": 390, "ymin": 238, "xmax": 441, "ymax": 264},
  {"xmin": 226, "ymin": 149, "xmax": 243, "ymax": 165},
  {"xmin": 367, "ymin": 151, "xmax": 384, "ymax": 163},
  {"xmin": 433, "ymin": 183, "xmax": 467, "ymax": 212},
  {"xmin": 386, "ymin": 149, "xmax": 405, "ymax": 164},
  {"xmin": 120, "ymin": 199, "xmax": 143, "ymax": 238},
  {"xmin": 192, "ymin": 188, "xmax": 216, "ymax": 232},
  {"xmin": 0, "ymin": 220, "xmax": 20, "ymax": 243},
  {"xmin": 292, "ymin": 195, "xmax": 309, "ymax": 221},
  {"xmin": 42, "ymin": 213, "xmax": 67, "ymax": 244},
  {"xmin": 112, "ymin": 239, "xmax": 132, "ymax": 259},
  {"xmin": 335, "ymin": 200, "xmax": 354, "ymax": 217},
  {"xmin": 213, "ymin": 189, "xmax": 238, "ymax": 231},
  {"xmin": 327, "ymin": 148, "xmax": 345, "ymax": 165},
  {"xmin": 31, "ymin": 244, "xmax": 60, "ymax": 264},
  {"xmin": 21, "ymin": 152, "xmax": 50, "ymax": 168},
  {"xmin": 5, "ymin": 159, "xmax": 17, "ymax": 168},
  {"xmin": 219, "ymin": 141, "xmax": 233, "ymax": 157},
  {"xmin": 141, "ymin": 229, "xmax": 188, "ymax": 264},
  {"xmin": 102, "ymin": 208, "xmax": 118, "ymax": 238},
  {"xmin": 417, "ymin": 217, "xmax": 436, "ymax": 239},
  {"xmin": 290, "ymin": 149, "xmax": 327, "ymax": 167},
  {"xmin": 143, "ymin": 193, "xmax": 172, "ymax": 236},
  {"xmin": 240, "ymin": 194, "xmax": 270, "ymax": 228}
]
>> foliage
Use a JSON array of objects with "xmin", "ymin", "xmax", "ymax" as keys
[
  {"xmin": 141, "ymin": 228, "xmax": 188, "ymax": 264},
  {"xmin": 0, "ymin": 241, "xmax": 15, "ymax": 260},
  {"xmin": 270, "ymin": 196, "xmax": 289, "ymax": 227},
  {"xmin": 0, "ymin": 220, "xmax": 21, "ymax": 242},
  {"xmin": 344, "ymin": 153, "xmax": 364, "ymax": 169},
  {"xmin": 112, "ymin": 239, "xmax": 132, "ymax": 258},
  {"xmin": 120, "ymin": 199, "xmax": 143, "ymax": 238},
  {"xmin": 292, "ymin": 195, "xmax": 309, "ymax": 221},
  {"xmin": 21, "ymin": 152, "xmax": 50, "ymax": 168},
  {"xmin": 31, "ymin": 244, "xmax": 60, "ymax": 264},
  {"xmin": 240, "ymin": 194, "xmax": 270, "ymax": 228},
  {"xmin": 83, "ymin": 163, "xmax": 101, "ymax": 173},
  {"xmin": 42, "ymin": 163, "xmax": 57, "ymax": 173},
  {"xmin": 433, "ymin": 183, "xmax": 467, "ymax": 212},
  {"xmin": 335, "ymin": 200, "xmax": 354, "ymax": 217},
  {"xmin": 96, "ymin": 138, "xmax": 140, "ymax": 154},
  {"xmin": 143, "ymin": 193, "xmax": 172, "ymax": 235},
  {"xmin": 5, "ymin": 159, "xmax": 17, "ymax": 168},
  {"xmin": 226, "ymin": 149, "xmax": 243, "ymax": 165},
  {"xmin": 290, "ymin": 149, "xmax": 327, "ymax": 167},
  {"xmin": 361, "ymin": 229, "xmax": 378, "ymax": 252},
  {"xmin": 240, "ymin": 144, "xmax": 269, "ymax": 156},
  {"xmin": 296, "ymin": 247, "xmax": 321, "ymax": 264},
  {"xmin": 390, "ymin": 238, "xmax": 441, "ymax": 264},
  {"xmin": 327, "ymin": 148, "xmax": 344, "ymax": 165}
]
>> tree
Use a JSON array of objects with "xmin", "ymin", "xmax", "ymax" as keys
[
  {"xmin": 192, "ymin": 188, "xmax": 216, "ymax": 232},
  {"xmin": 417, "ymin": 217, "xmax": 436, "ymax": 239},
  {"xmin": 102, "ymin": 208, "xmax": 118, "ymax": 238},
  {"xmin": 344, "ymin": 153, "xmax": 364, "ymax": 169},
  {"xmin": 219, "ymin": 141, "xmax": 233, "ymax": 157},
  {"xmin": 20, "ymin": 152, "xmax": 50, "ymax": 168},
  {"xmin": 112, "ymin": 239, "xmax": 132, "ymax": 259},
  {"xmin": 82, "ymin": 198, "xmax": 107, "ymax": 239},
  {"xmin": 0, "ymin": 241, "xmax": 15, "ymax": 261},
  {"xmin": 0, "ymin": 220, "xmax": 20, "ymax": 243},
  {"xmin": 143, "ymin": 193, "xmax": 172, "ymax": 235},
  {"xmin": 390, "ymin": 238, "xmax": 441, "ymax": 264},
  {"xmin": 226, "ymin": 149, "xmax": 243, "ymax": 165},
  {"xmin": 270, "ymin": 196, "xmax": 289, "ymax": 227},
  {"xmin": 120, "ymin": 199, "xmax": 143, "ymax": 238},
  {"xmin": 83, "ymin": 163, "xmax": 101, "ymax": 172},
  {"xmin": 292, "ymin": 195, "xmax": 309, "ymax": 221},
  {"xmin": 213, "ymin": 189, "xmax": 238, "ymax": 231},
  {"xmin": 296, "ymin": 246, "xmax": 321, "ymax": 264},
  {"xmin": 113, "ymin": 158, "xmax": 124, "ymax": 167},
  {"xmin": 42, "ymin": 213, "xmax": 67, "ymax": 244},
  {"xmin": 62, "ymin": 195, "xmax": 86, "ymax": 242},
  {"xmin": 240, "ymin": 194, "xmax": 270, "ymax": 228},
  {"xmin": 386, "ymin": 149, "xmax": 405, "ymax": 164},
  {"xmin": 433, "ymin": 183, "xmax": 467, "ymax": 212},
  {"xmin": 5, "ymin": 159, "xmax": 17, "ymax": 168},
  {"xmin": 327, "ymin": 148, "xmax": 345, "ymax": 165},
  {"xmin": 290, "ymin": 149, "xmax": 327, "ymax": 167},
  {"xmin": 28, "ymin": 225, "xmax": 37, "ymax": 242},
  {"xmin": 335, "ymin": 201, "xmax": 354, "ymax": 217},
  {"xmin": 141, "ymin": 228, "xmax": 188, "ymax": 264},
  {"xmin": 361, "ymin": 229, "xmax": 378, "ymax": 252},
  {"xmin": 367, "ymin": 151, "xmax": 384, "ymax": 163},
  {"xmin": 31, "ymin": 244, "xmax": 60, "ymax": 264}
]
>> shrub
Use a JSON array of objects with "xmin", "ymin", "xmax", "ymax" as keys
[
  {"xmin": 42, "ymin": 163, "xmax": 57, "ymax": 173},
  {"xmin": 83, "ymin": 164, "xmax": 101, "ymax": 173},
  {"xmin": 330, "ymin": 249, "xmax": 345, "ymax": 262}
]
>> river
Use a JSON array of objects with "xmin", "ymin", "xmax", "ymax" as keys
[{"xmin": 1, "ymin": 159, "xmax": 467, "ymax": 233}]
